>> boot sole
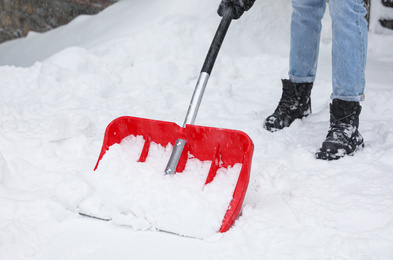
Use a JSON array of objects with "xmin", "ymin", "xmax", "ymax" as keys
[{"xmin": 315, "ymin": 143, "xmax": 364, "ymax": 161}]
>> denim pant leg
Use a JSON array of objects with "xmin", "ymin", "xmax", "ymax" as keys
[
  {"xmin": 289, "ymin": 0, "xmax": 327, "ymax": 84},
  {"xmin": 330, "ymin": 0, "xmax": 368, "ymax": 102}
]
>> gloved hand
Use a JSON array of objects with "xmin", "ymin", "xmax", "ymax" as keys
[{"xmin": 217, "ymin": 0, "xmax": 256, "ymax": 19}]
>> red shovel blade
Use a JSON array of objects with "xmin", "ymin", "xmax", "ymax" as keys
[{"xmin": 94, "ymin": 116, "xmax": 254, "ymax": 233}]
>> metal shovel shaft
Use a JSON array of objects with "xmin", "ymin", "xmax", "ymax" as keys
[
  {"xmin": 165, "ymin": 8, "xmax": 234, "ymax": 175},
  {"xmin": 183, "ymin": 72, "xmax": 210, "ymax": 127},
  {"xmin": 164, "ymin": 72, "xmax": 209, "ymax": 175}
]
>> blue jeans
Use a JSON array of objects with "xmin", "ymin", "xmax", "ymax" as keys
[{"xmin": 289, "ymin": 0, "xmax": 368, "ymax": 102}]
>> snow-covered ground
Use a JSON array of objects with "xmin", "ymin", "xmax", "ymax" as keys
[{"xmin": 1, "ymin": 0, "xmax": 393, "ymax": 259}]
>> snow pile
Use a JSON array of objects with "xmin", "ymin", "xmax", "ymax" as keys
[{"xmin": 55, "ymin": 135, "xmax": 241, "ymax": 238}]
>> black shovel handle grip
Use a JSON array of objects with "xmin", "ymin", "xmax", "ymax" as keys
[{"xmin": 201, "ymin": 6, "xmax": 234, "ymax": 75}]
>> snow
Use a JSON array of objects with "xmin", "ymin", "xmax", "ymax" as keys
[
  {"xmin": 59, "ymin": 135, "xmax": 243, "ymax": 238},
  {"xmin": 1, "ymin": 0, "xmax": 393, "ymax": 259}
]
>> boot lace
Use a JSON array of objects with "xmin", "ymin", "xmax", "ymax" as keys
[
  {"xmin": 275, "ymin": 93, "xmax": 299, "ymax": 116},
  {"xmin": 326, "ymin": 114, "xmax": 356, "ymax": 142}
]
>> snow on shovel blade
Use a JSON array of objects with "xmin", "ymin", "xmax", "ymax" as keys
[{"xmin": 94, "ymin": 116, "xmax": 254, "ymax": 233}]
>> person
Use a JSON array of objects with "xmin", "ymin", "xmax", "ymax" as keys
[{"xmin": 217, "ymin": 0, "xmax": 368, "ymax": 160}]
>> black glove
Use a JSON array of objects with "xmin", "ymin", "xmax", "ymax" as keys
[{"xmin": 217, "ymin": 0, "xmax": 256, "ymax": 19}]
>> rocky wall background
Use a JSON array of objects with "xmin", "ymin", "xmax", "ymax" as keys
[{"xmin": 0, "ymin": 0, "xmax": 117, "ymax": 43}]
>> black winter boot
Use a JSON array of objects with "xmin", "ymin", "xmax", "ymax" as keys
[
  {"xmin": 380, "ymin": 19, "xmax": 393, "ymax": 30},
  {"xmin": 264, "ymin": 79, "xmax": 313, "ymax": 132},
  {"xmin": 382, "ymin": 0, "xmax": 393, "ymax": 8},
  {"xmin": 315, "ymin": 99, "xmax": 364, "ymax": 160}
]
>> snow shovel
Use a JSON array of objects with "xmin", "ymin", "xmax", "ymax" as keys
[{"xmin": 94, "ymin": 7, "xmax": 254, "ymax": 233}]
